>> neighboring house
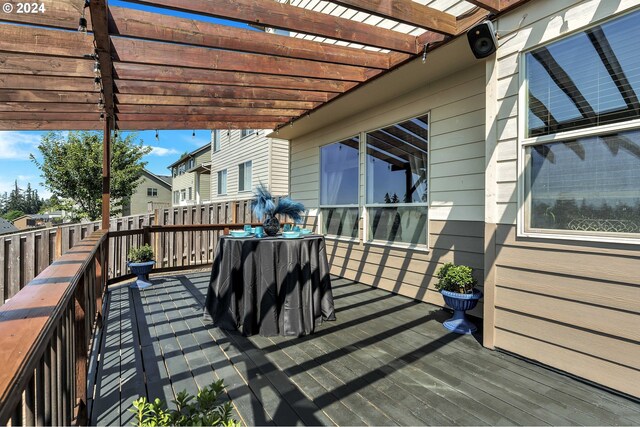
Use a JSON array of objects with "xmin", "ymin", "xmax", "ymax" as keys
[
  {"xmin": 123, "ymin": 169, "xmax": 172, "ymax": 216},
  {"xmin": 210, "ymin": 129, "xmax": 289, "ymax": 202},
  {"xmin": 168, "ymin": 144, "xmax": 211, "ymax": 206},
  {"xmin": 0, "ymin": 218, "xmax": 18, "ymax": 235},
  {"xmin": 276, "ymin": 0, "xmax": 640, "ymax": 399},
  {"xmin": 12, "ymin": 214, "xmax": 54, "ymax": 230}
]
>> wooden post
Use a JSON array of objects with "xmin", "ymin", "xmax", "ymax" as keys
[
  {"xmin": 101, "ymin": 118, "xmax": 111, "ymax": 231},
  {"xmin": 55, "ymin": 227, "xmax": 63, "ymax": 259}
]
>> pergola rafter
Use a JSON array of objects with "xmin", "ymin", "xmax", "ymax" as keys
[{"xmin": 0, "ymin": 0, "xmax": 530, "ymax": 132}]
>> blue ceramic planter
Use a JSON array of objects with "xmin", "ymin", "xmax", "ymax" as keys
[
  {"xmin": 441, "ymin": 288, "xmax": 482, "ymax": 334},
  {"xmin": 128, "ymin": 261, "xmax": 155, "ymax": 289}
]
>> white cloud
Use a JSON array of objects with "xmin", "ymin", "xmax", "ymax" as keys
[
  {"xmin": 147, "ymin": 146, "xmax": 181, "ymax": 156},
  {"xmin": 0, "ymin": 131, "xmax": 42, "ymax": 160}
]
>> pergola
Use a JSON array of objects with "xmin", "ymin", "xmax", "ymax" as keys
[
  {"xmin": 0, "ymin": 0, "xmax": 526, "ymax": 225},
  {"xmin": 0, "ymin": 0, "xmax": 528, "ymax": 132}
]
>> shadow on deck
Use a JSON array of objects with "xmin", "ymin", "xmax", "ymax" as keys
[{"xmin": 89, "ymin": 271, "xmax": 640, "ymax": 426}]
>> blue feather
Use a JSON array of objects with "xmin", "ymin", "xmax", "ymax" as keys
[
  {"xmin": 274, "ymin": 197, "xmax": 306, "ymax": 224},
  {"xmin": 251, "ymin": 183, "xmax": 276, "ymax": 220}
]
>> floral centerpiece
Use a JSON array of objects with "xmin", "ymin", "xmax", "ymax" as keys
[{"xmin": 252, "ymin": 184, "xmax": 305, "ymax": 236}]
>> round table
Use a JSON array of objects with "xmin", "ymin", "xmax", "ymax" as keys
[{"xmin": 203, "ymin": 234, "xmax": 335, "ymax": 336}]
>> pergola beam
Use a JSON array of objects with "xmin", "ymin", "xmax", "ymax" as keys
[
  {"xmin": 117, "ymin": 121, "xmax": 282, "ymax": 130},
  {"xmin": 330, "ymin": 0, "xmax": 457, "ymax": 35},
  {"xmin": 0, "ymin": 103, "xmax": 102, "ymax": 113},
  {"xmin": 110, "ymin": 37, "xmax": 377, "ymax": 82},
  {"xmin": 116, "ymin": 105, "xmax": 305, "ymax": 117},
  {"xmin": 115, "ymin": 114, "xmax": 291, "ymax": 123},
  {"xmin": 0, "ymin": 53, "xmax": 94, "ymax": 78},
  {"xmin": 464, "ymin": 0, "xmax": 501, "ymax": 13},
  {"xmin": 113, "ymin": 63, "xmax": 357, "ymax": 93},
  {"xmin": 107, "ymin": 6, "xmax": 391, "ymax": 69},
  {"xmin": 0, "ymin": 121, "xmax": 102, "ymax": 130},
  {"xmin": 0, "ymin": 0, "xmax": 91, "ymax": 30},
  {"xmin": 0, "ymin": 90, "xmax": 99, "ymax": 104},
  {"xmin": 114, "ymin": 94, "xmax": 319, "ymax": 110},
  {"xmin": 0, "ymin": 24, "xmax": 93, "ymax": 57},
  {"xmin": 114, "ymin": 80, "xmax": 333, "ymax": 103},
  {"xmin": 127, "ymin": 0, "xmax": 419, "ymax": 53},
  {"xmin": 89, "ymin": 0, "xmax": 115, "ymax": 118},
  {"xmin": 0, "ymin": 74, "xmax": 97, "ymax": 93}
]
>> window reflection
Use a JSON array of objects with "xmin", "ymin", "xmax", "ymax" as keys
[
  {"xmin": 527, "ymin": 9, "xmax": 640, "ymax": 137},
  {"xmin": 526, "ymin": 130, "xmax": 640, "ymax": 234},
  {"xmin": 320, "ymin": 137, "xmax": 359, "ymax": 206}
]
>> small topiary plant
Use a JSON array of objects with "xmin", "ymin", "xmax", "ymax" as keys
[
  {"xmin": 435, "ymin": 262, "xmax": 477, "ymax": 294},
  {"xmin": 128, "ymin": 244, "xmax": 154, "ymax": 263},
  {"xmin": 130, "ymin": 380, "xmax": 239, "ymax": 427}
]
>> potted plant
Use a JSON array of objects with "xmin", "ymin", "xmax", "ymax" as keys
[
  {"xmin": 252, "ymin": 184, "xmax": 305, "ymax": 236},
  {"xmin": 128, "ymin": 244, "xmax": 155, "ymax": 289},
  {"xmin": 435, "ymin": 262, "xmax": 482, "ymax": 334}
]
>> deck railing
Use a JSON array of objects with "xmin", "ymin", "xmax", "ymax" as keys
[
  {"xmin": 0, "ymin": 229, "xmax": 108, "ymax": 426},
  {"xmin": 0, "ymin": 200, "xmax": 254, "ymax": 304}
]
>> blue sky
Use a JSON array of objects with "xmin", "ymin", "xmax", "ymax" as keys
[
  {"xmin": 0, "ymin": 1, "xmax": 257, "ymax": 199},
  {"xmin": 0, "ymin": 129, "xmax": 211, "ymax": 199}
]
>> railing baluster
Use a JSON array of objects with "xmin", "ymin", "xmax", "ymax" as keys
[
  {"xmin": 74, "ymin": 275, "xmax": 88, "ymax": 425},
  {"xmin": 43, "ymin": 347, "xmax": 51, "ymax": 426},
  {"xmin": 10, "ymin": 400, "xmax": 21, "ymax": 427},
  {"xmin": 24, "ymin": 375, "xmax": 35, "ymax": 427},
  {"xmin": 35, "ymin": 357, "xmax": 44, "ymax": 426}
]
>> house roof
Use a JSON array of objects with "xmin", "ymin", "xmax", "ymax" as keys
[
  {"xmin": 0, "ymin": 0, "xmax": 530, "ymax": 132},
  {"xmin": 166, "ymin": 144, "xmax": 211, "ymax": 169},
  {"xmin": 11, "ymin": 214, "xmax": 51, "ymax": 223},
  {"xmin": 0, "ymin": 218, "xmax": 19, "ymax": 235},
  {"xmin": 142, "ymin": 168, "xmax": 172, "ymax": 189}
]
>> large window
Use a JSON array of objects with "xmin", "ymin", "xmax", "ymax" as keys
[
  {"xmin": 319, "ymin": 137, "xmax": 360, "ymax": 238},
  {"xmin": 523, "ymin": 10, "xmax": 640, "ymax": 240},
  {"xmin": 365, "ymin": 114, "xmax": 429, "ymax": 245},
  {"xmin": 238, "ymin": 161, "xmax": 252, "ymax": 192},
  {"xmin": 217, "ymin": 169, "xmax": 227, "ymax": 195},
  {"xmin": 147, "ymin": 188, "xmax": 158, "ymax": 197}
]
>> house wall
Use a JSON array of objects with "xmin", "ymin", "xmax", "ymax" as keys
[
  {"xmin": 210, "ymin": 130, "xmax": 289, "ymax": 202},
  {"xmin": 127, "ymin": 173, "xmax": 171, "ymax": 215},
  {"xmin": 290, "ymin": 63, "xmax": 487, "ymax": 315},
  {"xmin": 171, "ymin": 147, "xmax": 211, "ymax": 205},
  {"xmin": 485, "ymin": 0, "xmax": 640, "ymax": 397}
]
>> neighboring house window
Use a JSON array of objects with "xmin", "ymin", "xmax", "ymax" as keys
[
  {"xmin": 213, "ymin": 130, "xmax": 221, "ymax": 152},
  {"xmin": 319, "ymin": 137, "xmax": 360, "ymax": 238},
  {"xmin": 147, "ymin": 188, "xmax": 158, "ymax": 197},
  {"xmin": 172, "ymin": 167, "xmax": 177, "ymax": 178},
  {"xmin": 188, "ymin": 187, "xmax": 192, "ymax": 201},
  {"xmin": 522, "ymin": 9, "xmax": 640, "ymax": 240},
  {"xmin": 365, "ymin": 114, "xmax": 429, "ymax": 246},
  {"xmin": 180, "ymin": 189, "xmax": 186, "ymax": 201},
  {"xmin": 238, "ymin": 161, "xmax": 252, "ymax": 192},
  {"xmin": 240, "ymin": 129, "xmax": 253, "ymax": 139},
  {"xmin": 217, "ymin": 169, "xmax": 227, "ymax": 195},
  {"xmin": 173, "ymin": 191, "xmax": 179, "ymax": 204}
]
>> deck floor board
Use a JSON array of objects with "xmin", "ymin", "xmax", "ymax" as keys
[{"xmin": 90, "ymin": 272, "xmax": 640, "ymax": 426}]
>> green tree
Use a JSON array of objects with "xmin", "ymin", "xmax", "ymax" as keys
[
  {"xmin": 4, "ymin": 210, "xmax": 25, "ymax": 222},
  {"xmin": 31, "ymin": 131, "xmax": 151, "ymax": 221}
]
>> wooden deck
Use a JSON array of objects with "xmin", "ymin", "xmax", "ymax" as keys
[{"xmin": 90, "ymin": 271, "xmax": 640, "ymax": 426}]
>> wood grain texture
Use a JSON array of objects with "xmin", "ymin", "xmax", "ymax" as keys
[
  {"xmin": 127, "ymin": 0, "xmax": 418, "ymax": 53},
  {"xmin": 107, "ymin": 6, "xmax": 390, "ymax": 69}
]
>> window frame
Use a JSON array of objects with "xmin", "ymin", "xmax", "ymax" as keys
[
  {"xmin": 240, "ymin": 129, "xmax": 253, "ymax": 139},
  {"xmin": 363, "ymin": 114, "xmax": 430, "ymax": 249},
  {"xmin": 238, "ymin": 160, "xmax": 252, "ymax": 193},
  {"xmin": 212, "ymin": 130, "xmax": 221, "ymax": 152},
  {"xmin": 517, "ymin": 11, "xmax": 640, "ymax": 245},
  {"xmin": 147, "ymin": 188, "xmax": 158, "ymax": 197},
  {"xmin": 217, "ymin": 169, "xmax": 227, "ymax": 196},
  {"xmin": 318, "ymin": 136, "xmax": 362, "ymax": 242}
]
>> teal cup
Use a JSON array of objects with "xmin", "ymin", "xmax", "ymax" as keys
[
  {"xmin": 293, "ymin": 225, "xmax": 301, "ymax": 232},
  {"xmin": 255, "ymin": 226, "xmax": 264, "ymax": 238},
  {"xmin": 244, "ymin": 224, "xmax": 252, "ymax": 233},
  {"xmin": 283, "ymin": 223, "xmax": 292, "ymax": 232}
]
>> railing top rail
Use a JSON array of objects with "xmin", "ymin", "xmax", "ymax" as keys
[
  {"xmin": 0, "ymin": 229, "xmax": 108, "ymax": 422},
  {"xmin": 108, "ymin": 222, "xmax": 263, "ymax": 237}
]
